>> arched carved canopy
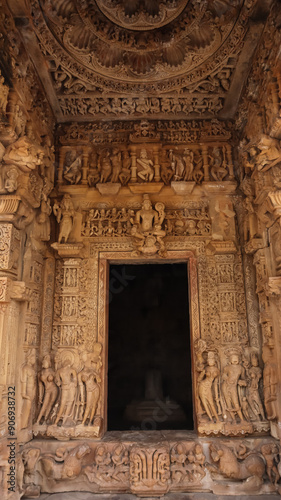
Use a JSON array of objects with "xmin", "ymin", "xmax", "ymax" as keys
[
  {"xmin": 35, "ymin": 0, "xmax": 243, "ymax": 80},
  {"xmin": 12, "ymin": 0, "xmax": 268, "ymax": 121}
]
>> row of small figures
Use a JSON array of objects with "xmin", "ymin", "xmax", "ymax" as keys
[{"xmin": 62, "ymin": 147, "xmax": 232, "ymax": 186}]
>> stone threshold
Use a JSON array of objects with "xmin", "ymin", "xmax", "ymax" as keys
[{"xmin": 27, "ymin": 493, "xmax": 279, "ymax": 500}]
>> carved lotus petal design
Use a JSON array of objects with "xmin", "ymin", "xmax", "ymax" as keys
[
  {"xmin": 66, "ymin": 20, "xmax": 96, "ymax": 51},
  {"xmin": 95, "ymin": 42, "xmax": 123, "ymax": 68},
  {"xmin": 207, "ymin": 0, "xmax": 239, "ymax": 18},
  {"xmin": 187, "ymin": 22, "xmax": 214, "ymax": 49},
  {"xmin": 34, "ymin": 0, "xmax": 245, "ymax": 88},
  {"xmin": 95, "ymin": 0, "xmax": 190, "ymax": 30},
  {"xmin": 163, "ymin": 41, "xmax": 186, "ymax": 67},
  {"xmin": 43, "ymin": 0, "xmax": 77, "ymax": 20},
  {"xmin": 126, "ymin": 52, "xmax": 156, "ymax": 75}
]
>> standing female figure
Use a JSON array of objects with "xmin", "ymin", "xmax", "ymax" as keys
[{"xmin": 36, "ymin": 355, "xmax": 58, "ymax": 424}]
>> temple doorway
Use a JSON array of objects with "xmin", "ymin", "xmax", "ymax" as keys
[{"xmin": 107, "ymin": 262, "xmax": 193, "ymax": 431}]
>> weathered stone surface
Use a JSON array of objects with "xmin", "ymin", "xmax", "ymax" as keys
[{"xmin": 1, "ymin": 0, "xmax": 281, "ymax": 498}]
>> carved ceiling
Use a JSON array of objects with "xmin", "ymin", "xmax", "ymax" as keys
[{"xmin": 8, "ymin": 0, "xmax": 273, "ymax": 122}]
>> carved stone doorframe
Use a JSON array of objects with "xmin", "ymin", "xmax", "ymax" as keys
[{"xmin": 97, "ymin": 249, "xmax": 200, "ymax": 435}]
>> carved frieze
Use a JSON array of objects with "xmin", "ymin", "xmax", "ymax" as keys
[
  {"xmin": 56, "ymin": 142, "xmax": 234, "ymax": 190},
  {"xmin": 81, "ymin": 198, "xmax": 211, "ymax": 247},
  {"xmin": 59, "ymin": 95, "xmax": 225, "ymax": 119},
  {"xmin": 20, "ymin": 436, "xmax": 281, "ymax": 497},
  {"xmin": 58, "ymin": 119, "xmax": 233, "ymax": 145}
]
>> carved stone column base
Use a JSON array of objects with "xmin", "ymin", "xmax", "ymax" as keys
[
  {"xmin": 33, "ymin": 420, "xmax": 102, "ymax": 441},
  {"xmin": 198, "ymin": 420, "xmax": 256, "ymax": 436}
]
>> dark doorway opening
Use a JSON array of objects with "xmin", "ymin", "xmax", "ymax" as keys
[{"xmin": 107, "ymin": 263, "xmax": 193, "ymax": 431}]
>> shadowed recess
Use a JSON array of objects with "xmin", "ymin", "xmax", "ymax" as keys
[{"xmin": 108, "ymin": 263, "xmax": 193, "ymax": 431}]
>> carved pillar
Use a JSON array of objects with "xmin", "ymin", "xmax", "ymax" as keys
[
  {"xmin": 226, "ymin": 144, "xmax": 234, "ymax": 180},
  {"xmin": 251, "ymin": 188, "xmax": 281, "ymax": 438},
  {"xmin": 130, "ymin": 148, "xmax": 137, "ymax": 182},
  {"xmin": 58, "ymin": 148, "xmax": 66, "ymax": 185},
  {"xmin": 40, "ymin": 255, "xmax": 56, "ymax": 357},
  {"xmin": 81, "ymin": 147, "xmax": 89, "ymax": 185},
  {"xmin": 195, "ymin": 241, "xmax": 267, "ymax": 435},
  {"xmin": 153, "ymin": 146, "xmax": 161, "ymax": 182},
  {"xmin": 0, "ymin": 221, "xmax": 26, "ymax": 497},
  {"xmin": 265, "ymin": 278, "xmax": 281, "ymax": 439},
  {"xmin": 37, "ymin": 243, "xmax": 104, "ymax": 440},
  {"xmin": 53, "ymin": 256, "xmax": 81, "ymax": 350},
  {"xmin": 201, "ymin": 145, "xmax": 210, "ymax": 181}
]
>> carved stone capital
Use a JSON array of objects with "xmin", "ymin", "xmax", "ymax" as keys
[
  {"xmin": 0, "ymin": 195, "xmax": 21, "ymax": 222},
  {"xmin": 0, "ymin": 277, "xmax": 29, "ymax": 303},
  {"xmin": 265, "ymin": 277, "xmax": 281, "ymax": 297},
  {"xmin": 268, "ymin": 190, "xmax": 281, "ymax": 218},
  {"xmin": 51, "ymin": 242, "xmax": 84, "ymax": 258},
  {"xmin": 206, "ymin": 240, "xmax": 237, "ymax": 255},
  {"xmin": 244, "ymin": 238, "xmax": 264, "ymax": 255},
  {"xmin": 10, "ymin": 280, "xmax": 28, "ymax": 301}
]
